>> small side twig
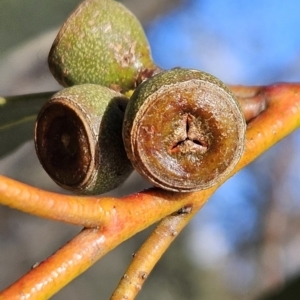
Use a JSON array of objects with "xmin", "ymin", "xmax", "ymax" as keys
[{"xmin": 110, "ymin": 204, "xmax": 201, "ymax": 300}]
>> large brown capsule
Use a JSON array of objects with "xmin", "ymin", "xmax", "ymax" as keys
[
  {"xmin": 122, "ymin": 68, "xmax": 246, "ymax": 192},
  {"xmin": 35, "ymin": 84, "xmax": 133, "ymax": 195},
  {"xmin": 48, "ymin": 0, "xmax": 157, "ymax": 92}
]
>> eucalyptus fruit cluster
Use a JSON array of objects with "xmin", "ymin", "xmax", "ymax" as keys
[{"xmin": 35, "ymin": 0, "xmax": 246, "ymax": 195}]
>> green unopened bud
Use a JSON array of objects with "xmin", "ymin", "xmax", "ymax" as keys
[{"xmin": 49, "ymin": 0, "xmax": 157, "ymax": 92}]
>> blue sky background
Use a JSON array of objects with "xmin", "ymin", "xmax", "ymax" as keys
[{"xmin": 147, "ymin": 0, "xmax": 300, "ymax": 84}]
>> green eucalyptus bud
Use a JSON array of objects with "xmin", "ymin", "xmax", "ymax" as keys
[{"xmin": 48, "ymin": 0, "xmax": 157, "ymax": 92}]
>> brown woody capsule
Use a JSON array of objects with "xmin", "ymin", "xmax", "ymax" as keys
[
  {"xmin": 48, "ymin": 0, "xmax": 157, "ymax": 92},
  {"xmin": 35, "ymin": 84, "xmax": 133, "ymax": 195},
  {"xmin": 123, "ymin": 68, "xmax": 246, "ymax": 192}
]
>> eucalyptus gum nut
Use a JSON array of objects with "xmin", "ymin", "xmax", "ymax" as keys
[
  {"xmin": 123, "ymin": 68, "xmax": 246, "ymax": 192},
  {"xmin": 48, "ymin": 0, "xmax": 157, "ymax": 92},
  {"xmin": 35, "ymin": 84, "xmax": 133, "ymax": 195}
]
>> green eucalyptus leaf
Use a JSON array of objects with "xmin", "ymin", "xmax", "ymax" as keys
[{"xmin": 0, "ymin": 92, "xmax": 54, "ymax": 158}]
